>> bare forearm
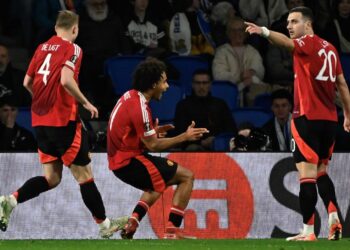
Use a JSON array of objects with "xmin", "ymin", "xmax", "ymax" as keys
[
  {"xmin": 267, "ymin": 30, "xmax": 294, "ymax": 52},
  {"xmin": 245, "ymin": 22, "xmax": 294, "ymax": 52},
  {"xmin": 147, "ymin": 133, "xmax": 188, "ymax": 152},
  {"xmin": 62, "ymin": 81, "xmax": 89, "ymax": 105},
  {"xmin": 23, "ymin": 74, "xmax": 33, "ymax": 96}
]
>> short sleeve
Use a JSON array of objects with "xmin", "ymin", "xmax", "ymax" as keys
[
  {"xmin": 131, "ymin": 99, "xmax": 156, "ymax": 138},
  {"xmin": 63, "ymin": 43, "xmax": 82, "ymax": 71},
  {"xmin": 293, "ymin": 35, "xmax": 314, "ymax": 55}
]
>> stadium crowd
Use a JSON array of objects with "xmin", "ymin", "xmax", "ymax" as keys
[{"xmin": 0, "ymin": 0, "xmax": 350, "ymax": 152}]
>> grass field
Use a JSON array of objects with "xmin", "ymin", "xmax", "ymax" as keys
[{"xmin": 0, "ymin": 239, "xmax": 349, "ymax": 250}]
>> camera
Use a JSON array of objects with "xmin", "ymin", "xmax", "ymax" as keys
[{"xmin": 232, "ymin": 128, "xmax": 271, "ymax": 151}]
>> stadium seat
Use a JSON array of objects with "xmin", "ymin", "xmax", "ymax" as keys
[
  {"xmin": 149, "ymin": 84, "xmax": 183, "ymax": 124},
  {"xmin": 211, "ymin": 80, "xmax": 239, "ymax": 110},
  {"xmin": 340, "ymin": 53, "xmax": 350, "ymax": 84},
  {"xmin": 105, "ymin": 55, "xmax": 145, "ymax": 95},
  {"xmin": 253, "ymin": 93, "xmax": 272, "ymax": 112},
  {"xmin": 167, "ymin": 56, "xmax": 209, "ymax": 96},
  {"xmin": 212, "ymin": 132, "xmax": 235, "ymax": 151},
  {"xmin": 16, "ymin": 107, "xmax": 34, "ymax": 135},
  {"xmin": 232, "ymin": 108, "xmax": 272, "ymax": 128}
]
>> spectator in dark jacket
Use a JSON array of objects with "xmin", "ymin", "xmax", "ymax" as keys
[
  {"xmin": 0, "ymin": 44, "xmax": 31, "ymax": 106},
  {"xmin": 76, "ymin": 0, "xmax": 130, "ymax": 120},
  {"xmin": 262, "ymin": 89, "xmax": 292, "ymax": 151},
  {"xmin": 0, "ymin": 96, "xmax": 37, "ymax": 152},
  {"xmin": 173, "ymin": 69, "xmax": 237, "ymax": 151}
]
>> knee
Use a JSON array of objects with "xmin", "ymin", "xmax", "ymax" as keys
[
  {"xmin": 184, "ymin": 168, "xmax": 194, "ymax": 184},
  {"xmin": 45, "ymin": 175, "xmax": 62, "ymax": 188}
]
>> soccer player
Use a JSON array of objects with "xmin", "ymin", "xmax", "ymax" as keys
[
  {"xmin": 107, "ymin": 58, "xmax": 209, "ymax": 239},
  {"xmin": 246, "ymin": 6, "xmax": 350, "ymax": 241},
  {"xmin": 0, "ymin": 10, "xmax": 126, "ymax": 238}
]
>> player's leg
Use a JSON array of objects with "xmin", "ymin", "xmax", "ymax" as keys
[
  {"xmin": 121, "ymin": 191, "xmax": 161, "ymax": 239},
  {"xmin": 70, "ymin": 163, "xmax": 126, "ymax": 238},
  {"xmin": 0, "ymin": 160, "xmax": 62, "ymax": 231},
  {"xmin": 164, "ymin": 165, "xmax": 194, "ymax": 238},
  {"xmin": 65, "ymin": 122, "xmax": 126, "ymax": 238},
  {"xmin": 114, "ymin": 154, "xmax": 179, "ymax": 239},
  {"xmin": 317, "ymin": 164, "xmax": 342, "ymax": 240},
  {"xmin": 286, "ymin": 117, "xmax": 318, "ymax": 241},
  {"xmin": 316, "ymin": 121, "xmax": 341, "ymax": 240}
]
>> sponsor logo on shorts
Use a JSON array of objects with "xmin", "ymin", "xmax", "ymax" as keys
[{"xmin": 167, "ymin": 160, "xmax": 174, "ymax": 166}]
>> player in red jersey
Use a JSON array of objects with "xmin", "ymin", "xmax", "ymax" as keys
[
  {"xmin": 107, "ymin": 58, "xmax": 209, "ymax": 239},
  {"xmin": 0, "ymin": 10, "xmax": 126, "ymax": 238},
  {"xmin": 245, "ymin": 6, "xmax": 350, "ymax": 241}
]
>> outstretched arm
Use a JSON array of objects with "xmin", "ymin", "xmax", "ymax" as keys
[
  {"xmin": 245, "ymin": 22, "xmax": 295, "ymax": 52},
  {"xmin": 141, "ymin": 121, "xmax": 209, "ymax": 152}
]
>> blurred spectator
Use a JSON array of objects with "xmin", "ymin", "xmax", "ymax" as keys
[
  {"xmin": 0, "ymin": 44, "xmax": 31, "ymax": 107},
  {"xmin": 271, "ymin": 0, "xmax": 305, "ymax": 35},
  {"xmin": 265, "ymin": 44, "xmax": 294, "ymax": 87},
  {"xmin": 229, "ymin": 122, "xmax": 271, "ymax": 151},
  {"xmin": 262, "ymin": 89, "xmax": 292, "ymax": 152},
  {"xmin": 0, "ymin": 96, "xmax": 37, "ymax": 152},
  {"xmin": 32, "ymin": 0, "xmax": 84, "ymax": 47},
  {"xmin": 210, "ymin": 1, "xmax": 237, "ymax": 47},
  {"xmin": 122, "ymin": 0, "xmax": 168, "ymax": 56},
  {"xmin": 76, "ymin": 0, "xmax": 130, "ymax": 120},
  {"xmin": 239, "ymin": 0, "xmax": 288, "ymax": 27},
  {"xmin": 169, "ymin": 0, "xmax": 214, "ymax": 55},
  {"xmin": 322, "ymin": 0, "xmax": 350, "ymax": 53},
  {"xmin": 267, "ymin": 0, "xmax": 305, "ymax": 87},
  {"xmin": 173, "ymin": 69, "xmax": 237, "ymax": 151},
  {"xmin": 0, "ymin": 0, "xmax": 34, "ymax": 48},
  {"xmin": 212, "ymin": 17, "xmax": 269, "ymax": 106},
  {"xmin": 304, "ymin": 0, "xmax": 332, "ymax": 32}
]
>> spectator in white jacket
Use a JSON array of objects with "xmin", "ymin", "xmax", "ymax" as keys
[{"xmin": 212, "ymin": 17, "xmax": 269, "ymax": 106}]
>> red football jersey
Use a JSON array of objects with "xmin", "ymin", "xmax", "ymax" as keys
[
  {"xmin": 292, "ymin": 34, "xmax": 342, "ymax": 121},
  {"xmin": 107, "ymin": 90, "xmax": 156, "ymax": 170},
  {"xmin": 26, "ymin": 36, "xmax": 82, "ymax": 126}
]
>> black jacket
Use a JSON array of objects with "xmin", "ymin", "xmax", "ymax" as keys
[
  {"xmin": 0, "ymin": 63, "xmax": 31, "ymax": 106},
  {"xmin": 0, "ymin": 123, "xmax": 37, "ymax": 152},
  {"xmin": 173, "ymin": 93, "xmax": 237, "ymax": 142}
]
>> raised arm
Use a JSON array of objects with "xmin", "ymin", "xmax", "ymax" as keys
[{"xmin": 245, "ymin": 21, "xmax": 295, "ymax": 52}]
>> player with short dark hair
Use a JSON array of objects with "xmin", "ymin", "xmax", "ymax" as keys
[
  {"xmin": 107, "ymin": 58, "xmax": 209, "ymax": 239},
  {"xmin": 0, "ymin": 10, "xmax": 126, "ymax": 238},
  {"xmin": 246, "ymin": 6, "xmax": 350, "ymax": 241}
]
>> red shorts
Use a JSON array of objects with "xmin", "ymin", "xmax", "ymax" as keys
[
  {"xmin": 34, "ymin": 121, "xmax": 90, "ymax": 166},
  {"xmin": 113, "ymin": 153, "xmax": 178, "ymax": 193},
  {"xmin": 291, "ymin": 116, "xmax": 337, "ymax": 165}
]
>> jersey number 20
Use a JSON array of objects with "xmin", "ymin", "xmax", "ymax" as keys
[{"xmin": 315, "ymin": 49, "xmax": 336, "ymax": 83}]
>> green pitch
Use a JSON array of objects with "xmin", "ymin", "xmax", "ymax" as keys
[{"xmin": 0, "ymin": 239, "xmax": 349, "ymax": 250}]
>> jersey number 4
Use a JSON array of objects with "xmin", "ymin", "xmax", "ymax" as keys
[
  {"xmin": 315, "ymin": 49, "xmax": 337, "ymax": 82},
  {"xmin": 38, "ymin": 53, "xmax": 52, "ymax": 85}
]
